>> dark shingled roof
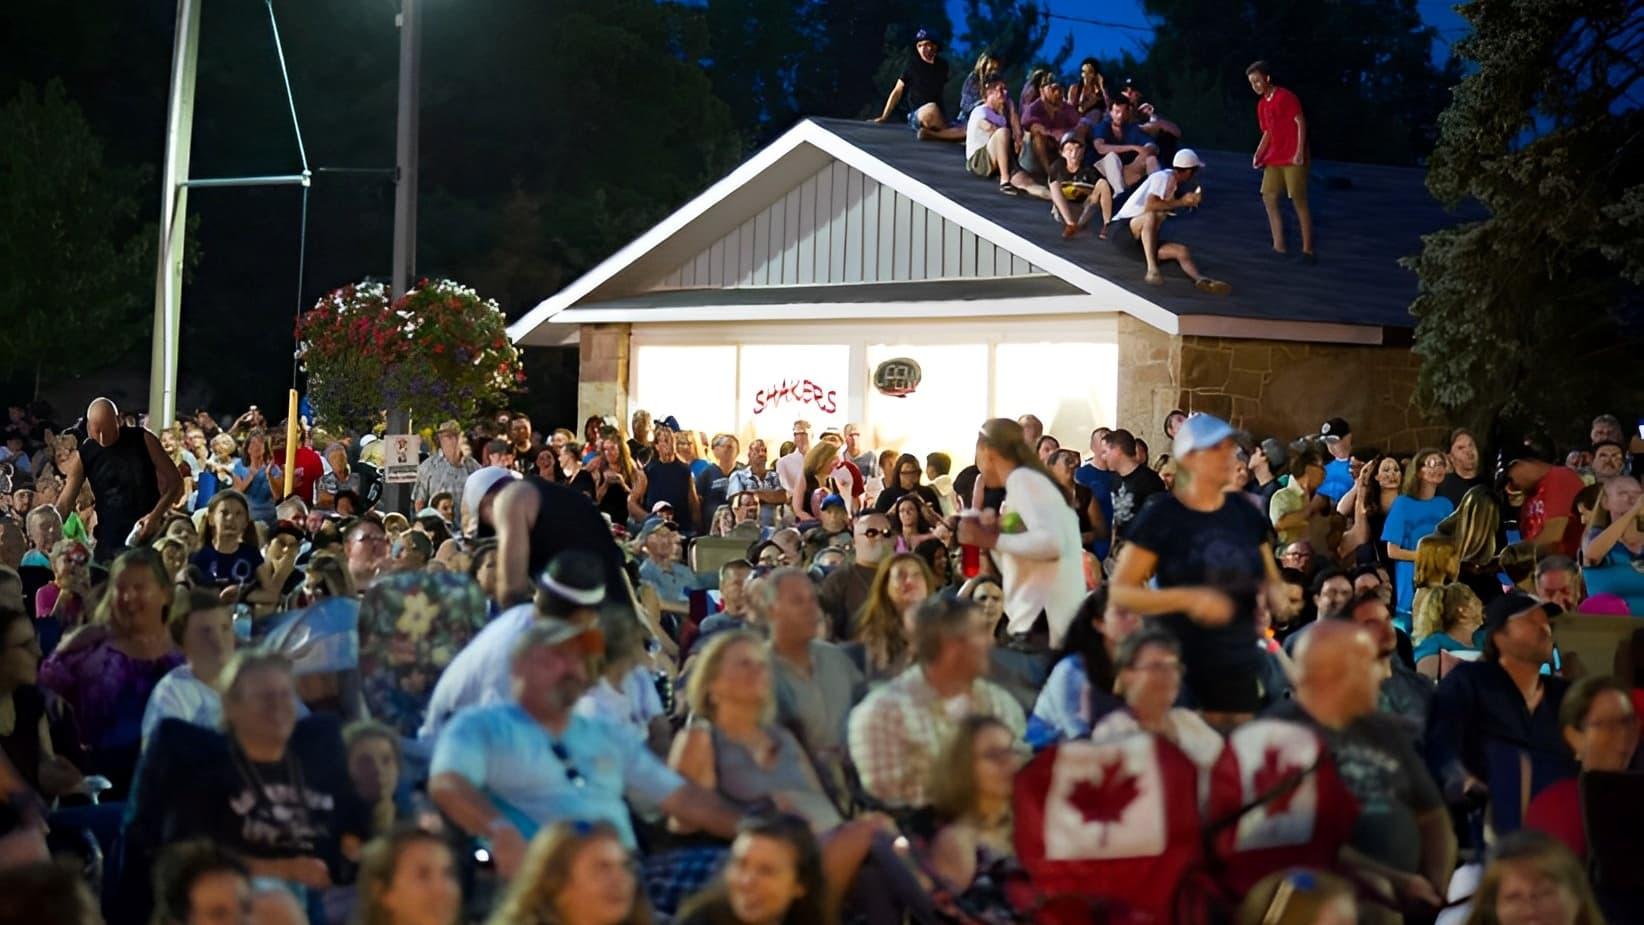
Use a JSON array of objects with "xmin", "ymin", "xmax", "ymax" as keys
[{"xmin": 810, "ymin": 118, "xmax": 1463, "ymax": 330}]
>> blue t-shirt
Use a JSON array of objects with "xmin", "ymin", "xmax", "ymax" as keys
[
  {"xmin": 1318, "ymin": 457, "xmax": 1354, "ymax": 504},
  {"xmin": 1090, "ymin": 116, "xmax": 1154, "ymax": 151},
  {"xmin": 1380, "ymin": 494, "xmax": 1455, "ymax": 620},
  {"xmin": 190, "ymin": 542, "xmax": 263, "ymax": 587},
  {"xmin": 1073, "ymin": 465, "xmax": 1114, "ymax": 560},
  {"xmin": 431, "ymin": 704, "xmax": 683, "ymax": 848}
]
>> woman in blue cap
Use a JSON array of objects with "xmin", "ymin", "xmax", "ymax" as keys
[{"xmin": 1106, "ymin": 413, "xmax": 1294, "ymax": 729}]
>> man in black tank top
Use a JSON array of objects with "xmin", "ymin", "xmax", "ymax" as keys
[{"xmin": 55, "ymin": 398, "xmax": 181, "ymax": 562}]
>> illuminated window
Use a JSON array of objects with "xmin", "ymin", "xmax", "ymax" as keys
[
  {"xmin": 738, "ymin": 345, "xmax": 851, "ymax": 446},
  {"xmin": 994, "ymin": 342, "xmax": 1118, "ymax": 446},
  {"xmin": 864, "ymin": 343, "xmax": 989, "ymax": 463},
  {"xmin": 630, "ymin": 345, "xmax": 737, "ymax": 437}
]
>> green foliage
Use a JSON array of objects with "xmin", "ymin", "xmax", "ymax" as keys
[
  {"xmin": 1131, "ymin": 0, "xmax": 1459, "ymax": 164},
  {"xmin": 0, "ymin": 81, "xmax": 157, "ymax": 395},
  {"xmin": 953, "ymin": 0, "xmax": 1070, "ymax": 84},
  {"xmin": 1408, "ymin": 0, "xmax": 1643, "ymax": 439}
]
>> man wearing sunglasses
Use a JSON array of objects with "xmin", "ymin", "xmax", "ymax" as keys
[
  {"xmin": 430, "ymin": 615, "xmax": 742, "ymax": 879},
  {"xmin": 818, "ymin": 512, "xmax": 894, "ymax": 641}
]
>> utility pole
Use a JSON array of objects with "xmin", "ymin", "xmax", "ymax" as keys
[{"xmin": 384, "ymin": 0, "xmax": 420, "ymax": 513}]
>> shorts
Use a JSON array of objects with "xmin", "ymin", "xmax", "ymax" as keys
[
  {"xmin": 966, "ymin": 147, "xmax": 994, "ymax": 178},
  {"xmin": 1261, "ymin": 163, "xmax": 1309, "ymax": 202},
  {"xmin": 1019, "ymin": 139, "xmax": 1044, "ymax": 176},
  {"xmin": 1105, "ymin": 216, "xmax": 1156, "ymax": 261}
]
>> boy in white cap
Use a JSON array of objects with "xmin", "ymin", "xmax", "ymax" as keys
[{"xmin": 1106, "ymin": 148, "xmax": 1233, "ymax": 294}]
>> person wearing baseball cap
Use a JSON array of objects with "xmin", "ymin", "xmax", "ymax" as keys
[
  {"xmin": 1426, "ymin": 591, "xmax": 1573, "ymax": 813},
  {"xmin": 1105, "ymin": 147, "xmax": 1233, "ymax": 295},
  {"xmin": 1315, "ymin": 417, "xmax": 1355, "ymax": 504},
  {"xmin": 415, "ymin": 418, "xmax": 481, "ymax": 517},
  {"xmin": 872, "ymin": 28, "xmax": 965, "ymax": 141},
  {"xmin": 1108, "ymin": 413, "xmax": 1292, "ymax": 724}
]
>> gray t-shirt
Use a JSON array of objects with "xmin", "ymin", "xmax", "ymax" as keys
[
  {"xmin": 1268, "ymin": 700, "xmax": 1443, "ymax": 874},
  {"xmin": 771, "ymin": 641, "xmax": 863, "ymax": 771}
]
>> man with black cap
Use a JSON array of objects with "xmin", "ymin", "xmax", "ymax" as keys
[
  {"xmin": 872, "ymin": 28, "xmax": 965, "ymax": 142},
  {"xmin": 1425, "ymin": 592, "xmax": 1574, "ymax": 821},
  {"xmin": 1316, "ymin": 417, "xmax": 1355, "ymax": 505},
  {"xmin": 1502, "ymin": 443, "xmax": 1585, "ymax": 557}
]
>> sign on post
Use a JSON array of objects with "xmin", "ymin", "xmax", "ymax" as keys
[{"xmin": 382, "ymin": 434, "xmax": 421, "ymax": 484}]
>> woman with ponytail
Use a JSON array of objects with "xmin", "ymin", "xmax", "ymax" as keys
[{"xmin": 957, "ymin": 419, "xmax": 1084, "ymax": 650}]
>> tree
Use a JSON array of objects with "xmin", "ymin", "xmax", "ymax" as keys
[
  {"xmin": 1407, "ymin": 0, "xmax": 1643, "ymax": 439},
  {"xmin": 0, "ymin": 81, "xmax": 156, "ymax": 396},
  {"xmin": 1133, "ymin": 0, "xmax": 1459, "ymax": 165},
  {"xmin": 952, "ymin": 0, "xmax": 1070, "ymax": 89}
]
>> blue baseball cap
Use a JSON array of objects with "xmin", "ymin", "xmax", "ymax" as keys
[
  {"xmin": 914, "ymin": 28, "xmax": 940, "ymax": 46},
  {"xmin": 820, "ymin": 493, "xmax": 847, "ymax": 511},
  {"xmin": 1172, "ymin": 413, "xmax": 1237, "ymax": 458}
]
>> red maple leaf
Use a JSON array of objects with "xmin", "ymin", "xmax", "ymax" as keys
[
  {"xmin": 1066, "ymin": 755, "xmax": 1142, "ymax": 846},
  {"xmin": 1251, "ymin": 746, "xmax": 1305, "ymax": 816}
]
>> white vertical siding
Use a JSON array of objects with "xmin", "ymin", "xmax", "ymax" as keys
[{"xmin": 651, "ymin": 158, "xmax": 1041, "ymax": 290}]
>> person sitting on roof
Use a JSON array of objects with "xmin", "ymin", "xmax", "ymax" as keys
[
  {"xmin": 1048, "ymin": 133, "xmax": 1114, "ymax": 240},
  {"xmin": 1104, "ymin": 148, "xmax": 1232, "ymax": 294},
  {"xmin": 872, "ymin": 29, "xmax": 965, "ymax": 142},
  {"xmin": 1020, "ymin": 75, "xmax": 1082, "ymax": 185},
  {"xmin": 1087, "ymin": 97, "xmax": 1159, "ymax": 196},
  {"xmin": 964, "ymin": 75, "xmax": 1047, "ymax": 199}
]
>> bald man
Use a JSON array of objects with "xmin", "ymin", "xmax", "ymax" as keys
[
  {"xmin": 55, "ymin": 399, "xmax": 181, "ymax": 562},
  {"xmin": 1268, "ymin": 620, "xmax": 1454, "ymax": 916}
]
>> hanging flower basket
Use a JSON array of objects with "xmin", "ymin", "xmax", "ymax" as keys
[{"xmin": 295, "ymin": 278, "xmax": 523, "ymax": 433}]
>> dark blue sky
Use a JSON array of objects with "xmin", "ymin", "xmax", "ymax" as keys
[{"xmin": 946, "ymin": 0, "xmax": 1472, "ymax": 66}]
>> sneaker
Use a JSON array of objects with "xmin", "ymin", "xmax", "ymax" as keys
[{"xmin": 1195, "ymin": 277, "xmax": 1232, "ymax": 296}]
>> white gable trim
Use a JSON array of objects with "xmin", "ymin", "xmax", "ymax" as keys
[
  {"xmin": 507, "ymin": 121, "xmax": 1181, "ymax": 343},
  {"xmin": 553, "ymin": 294, "xmax": 1104, "ymax": 325}
]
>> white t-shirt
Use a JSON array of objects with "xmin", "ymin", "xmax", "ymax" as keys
[
  {"xmin": 965, "ymin": 105, "xmax": 1001, "ymax": 159},
  {"xmin": 419, "ymin": 603, "xmax": 535, "ymax": 741},
  {"xmin": 141, "ymin": 665, "xmax": 222, "ymax": 748},
  {"xmin": 992, "ymin": 466, "xmax": 1085, "ymax": 646},
  {"xmin": 573, "ymin": 667, "xmax": 664, "ymax": 743},
  {"xmin": 1113, "ymin": 168, "xmax": 1182, "ymax": 222}
]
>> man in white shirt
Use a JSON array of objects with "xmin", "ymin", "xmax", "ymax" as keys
[
  {"xmin": 774, "ymin": 419, "xmax": 814, "ymax": 496},
  {"xmin": 965, "ymin": 75, "xmax": 1044, "ymax": 198},
  {"xmin": 1106, "ymin": 148, "xmax": 1232, "ymax": 294}
]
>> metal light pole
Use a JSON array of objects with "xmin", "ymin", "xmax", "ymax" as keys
[
  {"xmin": 148, "ymin": 0, "xmax": 202, "ymax": 428},
  {"xmin": 383, "ymin": 0, "xmax": 419, "ymax": 514}
]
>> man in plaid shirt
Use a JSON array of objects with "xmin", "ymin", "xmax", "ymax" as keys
[{"xmin": 848, "ymin": 594, "xmax": 1027, "ymax": 808}]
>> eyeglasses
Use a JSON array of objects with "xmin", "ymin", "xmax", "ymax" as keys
[
  {"xmin": 859, "ymin": 528, "xmax": 889, "ymax": 538},
  {"xmin": 549, "ymin": 739, "xmax": 587, "ymax": 789}
]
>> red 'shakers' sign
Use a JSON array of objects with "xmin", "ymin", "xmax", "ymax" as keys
[{"xmin": 752, "ymin": 378, "xmax": 839, "ymax": 415}]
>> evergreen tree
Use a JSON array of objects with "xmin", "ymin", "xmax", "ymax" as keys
[{"xmin": 1407, "ymin": 0, "xmax": 1643, "ymax": 438}]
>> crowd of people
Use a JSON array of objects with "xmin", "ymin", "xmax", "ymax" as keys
[
  {"xmin": 875, "ymin": 32, "xmax": 1317, "ymax": 294},
  {"xmin": 1, "ymin": 389, "xmax": 1641, "ymax": 925}
]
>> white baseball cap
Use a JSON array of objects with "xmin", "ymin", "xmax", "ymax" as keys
[{"xmin": 1172, "ymin": 148, "xmax": 1205, "ymax": 169}]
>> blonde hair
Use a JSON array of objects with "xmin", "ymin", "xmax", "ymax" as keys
[
  {"xmin": 683, "ymin": 630, "xmax": 771, "ymax": 722},
  {"xmin": 1412, "ymin": 534, "xmax": 1460, "ymax": 588},
  {"xmin": 209, "ymin": 432, "xmax": 238, "ymax": 459},
  {"xmin": 1462, "ymin": 830, "xmax": 1604, "ymax": 925},
  {"xmin": 802, "ymin": 440, "xmax": 840, "ymax": 480},
  {"xmin": 1412, "ymin": 582, "xmax": 1480, "ymax": 644}
]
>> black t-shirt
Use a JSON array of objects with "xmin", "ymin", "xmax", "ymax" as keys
[
  {"xmin": 1266, "ymin": 700, "xmax": 1444, "ymax": 875},
  {"xmin": 1437, "ymin": 472, "xmax": 1489, "ymax": 508},
  {"xmin": 1110, "ymin": 465, "xmax": 1167, "ymax": 540},
  {"xmin": 565, "ymin": 469, "xmax": 596, "ymax": 499},
  {"xmin": 644, "ymin": 458, "xmax": 694, "ymax": 519},
  {"xmin": 1126, "ymin": 492, "xmax": 1269, "ymax": 693},
  {"xmin": 75, "ymin": 425, "xmax": 160, "ymax": 558},
  {"xmin": 900, "ymin": 56, "xmax": 950, "ymax": 113},
  {"xmin": 191, "ymin": 541, "xmax": 264, "ymax": 587},
  {"xmin": 1049, "ymin": 159, "xmax": 1101, "ymax": 200},
  {"xmin": 526, "ymin": 477, "xmax": 631, "ymax": 603}
]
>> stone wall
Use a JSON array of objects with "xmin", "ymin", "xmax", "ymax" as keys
[
  {"xmin": 1114, "ymin": 314, "xmax": 1181, "ymax": 452},
  {"xmin": 577, "ymin": 324, "xmax": 631, "ymax": 427},
  {"xmin": 1176, "ymin": 335, "xmax": 1446, "ymax": 452}
]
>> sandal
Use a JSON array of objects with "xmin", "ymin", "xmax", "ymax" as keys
[
  {"xmin": 998, "ymin": 184, "xmax": 1020, "ymax": 196},
  {"xmin": 1144, "ymin": 269, "xmax": 1164, "ymax": 286},
  {"xmin": 1061, "ymin": 223, "xmax": 1079, "ymax": 240},
  {"xmin": 1195, "ymin": 277, "xmax": 1232, "ymax": 296}
]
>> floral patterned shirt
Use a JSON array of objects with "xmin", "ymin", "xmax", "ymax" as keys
[{"xmin": 357, "ymin": 571, "xmax": 489, "ymax": 737}]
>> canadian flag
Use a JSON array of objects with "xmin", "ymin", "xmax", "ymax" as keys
[
  {"xmin": 1015, "ymin": 733, "xmax": 1204, "ymax": 923},
  {"xmin": 1207, "ymin": 719, "xmax": 1359, "ymax": 895}
]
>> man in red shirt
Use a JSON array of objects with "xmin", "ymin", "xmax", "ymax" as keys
[
  {"xmin": 1246, "ymin": 61, "xmax": 1315, "ymax": 263},
  {"xmin": 1504, "ymin": 444, "xmax": 1586, "ymax": 557}
]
